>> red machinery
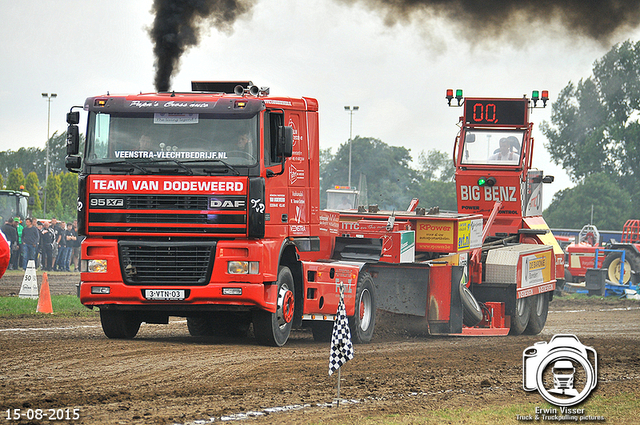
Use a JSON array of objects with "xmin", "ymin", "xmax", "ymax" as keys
[
  {"xmin": 64, "ymin": 83, "xmax": 559, "ymax": 345},
  {"xmin": 448, "ymin": 89, "xmax": 562, "ymax": 335},
  {"xmin": 565, "ymin": 221, "xmax": 640, "ymax": 288}
]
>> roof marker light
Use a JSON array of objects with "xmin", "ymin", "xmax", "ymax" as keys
[
  {"xmin": 446, "ymin": 89, "xmax": 463, "ymax": 106},
  {"xmin": 541, "ymin": 90, "xmax": 549, "ymax": 107}
]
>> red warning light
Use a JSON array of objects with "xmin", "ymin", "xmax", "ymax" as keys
[{"xmin": 446, "ymin": 89, "xmax": 454, "ymax": 106}]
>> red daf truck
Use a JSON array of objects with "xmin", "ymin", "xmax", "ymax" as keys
[{"xmin": 65, "ymin": 82, "xmax": 558, "ymax": 345}]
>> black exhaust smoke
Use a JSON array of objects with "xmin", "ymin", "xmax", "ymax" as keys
[
  {"xmin": 149, "ymin": 0, "xmax": 640, "ymax": 92},
  {"xmin": 339, "ymin": 0, "xmax": 640, "ymax": 44},
  {"xmin": 149, "ymin": 0, "xmax": 257, "ymax": 92}
]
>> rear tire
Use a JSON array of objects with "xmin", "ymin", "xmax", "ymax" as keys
[
  {"xmin": 188, "ymin": 313, "xmax": 251, "ymax": 338},
  {"xmin": 187, "ymin": 316, "xmax": 213, "ymax": 336},
  {"xmin": 509, "ymin": 296, "xmax": 530, "ymax": 335},
  {"xmin": 523, "ymin": 292, "xmax": 549, "ymax": 335},
  {"xmin": 348, "ymin": 272, "xmax": 377, "ymax": 343},
  {"xmin": 100, "ymin": 309, "xmax": 141, "ymax": 339},
  {"xmin": 310, "ymin": 321, "xmax": 334, "ymax": 342},
  {"xmin": 253, "ymin": 266, "xmax": 295, "ymax": 346}
]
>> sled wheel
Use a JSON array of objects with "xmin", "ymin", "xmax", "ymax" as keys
[
  {"xmin": 253, "ymin": 266, "xmax": 295, "ymax": 346},
  {"xmin": 348, "ymin": 272, "xmax": 376, "ymax": 343},
  {"xmin": 523, "ymin": 292, "xmax": 549, "ymax": 335},
  {"xmin": 460, "ymin": 282, "xmax": 483, "ymax": 327},
  {"xmin": 100, "ymin": 309, "xmax": 141, "ymax": 339},
  {"xmin": 509, "ymin": 296, "xmax": 530, "ymax": 335},
  {"xmin": 602, "ymin": 251, "xmax": 638, "ymax": 285}
]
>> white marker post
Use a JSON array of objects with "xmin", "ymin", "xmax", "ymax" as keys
[{"xmin": 18, "ymin": 260, "xmax": 39, "ymax": 299}]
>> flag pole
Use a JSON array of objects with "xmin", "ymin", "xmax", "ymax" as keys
[
  {"xmin": 336, "ymin": 281, "xmax": 344, "ymax": 407},
  {"xmin": 330, "ymin": 280, "xmax": 352, "ymax": 408},
  {"xmin": 336, "ymin": 367, "xmax": 341, "ymax": 407}
]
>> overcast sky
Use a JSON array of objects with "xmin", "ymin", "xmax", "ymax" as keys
[{"xmin": 2, "ymin": 0, "xmax": 639, "ymax": 209}]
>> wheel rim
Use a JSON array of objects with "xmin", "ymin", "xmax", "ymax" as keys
[
  {"xmin": 358, "ymin": 288, "xmax": 372, "ymax": 331},
  {"xmin": 276, "ymin": 284, "xmax": 294, "ymax": 327},
  {"xmin": 607, "ymin": 258, "xmax": 631, "ymax": 284}
]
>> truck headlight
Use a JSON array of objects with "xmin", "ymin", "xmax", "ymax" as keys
[
  {"xmin": 82, "ymin": 259, "xmax": 107, "ymax": 273},
  {"xmin": 227, "ymin": 261, "xmax": 259, "ymax": 274}
]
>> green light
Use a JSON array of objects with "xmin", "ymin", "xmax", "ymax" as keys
[
  {"xmin": 478, "ymin": 176, "xmax": 496, "ymax": 187},
  {"xmin": 532, "ymin": 90, "xmax": 540, "ymax": 100},
  {"xmin": 456, "ymin": 89, "xmax": 463, "ymax": 98}
]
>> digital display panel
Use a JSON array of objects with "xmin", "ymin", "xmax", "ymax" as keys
[{"xmin": 464, "ymin": 99, "xmax": 527, "ymax": 126}]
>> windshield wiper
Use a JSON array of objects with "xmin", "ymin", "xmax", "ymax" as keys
[
  {"xmin": 100, "ymin": 159, "xmax": 151, "ymax": 174},
  {"xmin": 203, "ymin": 159, "xmax": 240, "ymax": 176},
  {"xmin": 152, "ymin": 159, "xmax": 194, "ymax": 175},
  {"xmin": 166, "ymin": 158, "xmax": 241, "ymax": 175}
]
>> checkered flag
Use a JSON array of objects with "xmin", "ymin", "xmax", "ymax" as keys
[{"xmin": 329, "ymin": 289, "xmax": 354, "ymax": 376}]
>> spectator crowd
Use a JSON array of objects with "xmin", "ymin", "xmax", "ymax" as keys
[{"xmin": 1, "ymin": 217, "xmax": 82, "ymax": 272}]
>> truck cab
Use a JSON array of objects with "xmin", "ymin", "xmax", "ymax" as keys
[{"xmin": 66, "ymin": 82, "xmax": 327, "ymax": 345}]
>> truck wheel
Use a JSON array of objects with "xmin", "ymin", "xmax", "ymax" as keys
[
  {"xmin": 523, "ymin": 292, "xmax": 549, "ymax": 335},
  {"xmin": 100, "ymin": 309, "xmax": 141, "ymax": 339},
  {"xmin": 509, "ymin": 296, "xmax": 530, "ymax": 335},
  {"xmin": 602, "ymin": 251, "xmax": 639, "ymax": 285},
  {"xmin": 187, "ymin": 316, "xmax": 214, "ymax": 337},
  {"xmin": 253, "ymin": 266, "xmax": 295, "ymax": 346},
  {"xmin": 310, "ymin": 321, "xmax": 334, "ymax": 342},
  {"xmin": 461, "ymin": 282, "xmax": 483, "ymax": 327},
  {"xmin": 348, "ymin": 272, "xmax": 376, "ymax": 343},
  {"xmin": 188, "ymin": 313, "xmax": 251, "ymax": 337}
]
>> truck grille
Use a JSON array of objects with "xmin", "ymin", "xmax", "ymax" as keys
[
  {"xmin": 119, "ymin": 241, "xmax": 215, "ymax": 285},
  {"xmin": 88, "ymin": 194, "xmax": 247, "ymax": 236},
  {"xmin": 127, "ymin": 195, "xmax": 209, "ymax": 210}
]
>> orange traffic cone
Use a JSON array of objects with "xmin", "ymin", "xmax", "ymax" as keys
[{"xmin": 36, "ymin": 272, "xmax": 53, "ymax": 314}]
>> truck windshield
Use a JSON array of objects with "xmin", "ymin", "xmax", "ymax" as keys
[
  {"xmin": 460, "ymin": 130, "xmax": 524, "ymax": 166},
  {"xmin": 85, "ymin": 112, "xmax": 259, "ymax": 166}
]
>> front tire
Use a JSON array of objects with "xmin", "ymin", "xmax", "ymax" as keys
[
  {"xmin": 348, "ymin": 272, "xmax": 376, "ymax": 343},
  {"xmin": 100, "ymin": 309, "xmax": 141, "ymax": 339},
  {"xmin": 253, "ymin": 266, "xmax": 295, "ymax": 346},
  {"xmin": 509, "ymin": 296, "xmax": 530, "ymax": 335},
  {"xmin": 523, "ymin": 292, "xmax": 549, "ymax": 335}
]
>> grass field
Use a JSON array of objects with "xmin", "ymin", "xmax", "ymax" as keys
[
  {"xmin": 346, "ymin": 392, "xmax": 636, "ymax": 424},
  {"xmin": 0, "ymin": 295, "xmax": 97, "ymax": 317}
]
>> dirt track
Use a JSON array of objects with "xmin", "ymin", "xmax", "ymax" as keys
[{"xmin": 1, "ymin": 296, "xmax": 639, "ymax": 424}]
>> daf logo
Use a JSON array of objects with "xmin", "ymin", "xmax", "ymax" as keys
[{"xmin": 209, "ymin": 199, "xmax": 246, "ymax": 209}]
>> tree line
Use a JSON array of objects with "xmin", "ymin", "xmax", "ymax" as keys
[
  {"xmin": 2, "ymin": 40, "xmax": 638, "ymax": 230},
  {"xmin": 0, "ymin": 131, "xmax": 79, "ymax": 222}
]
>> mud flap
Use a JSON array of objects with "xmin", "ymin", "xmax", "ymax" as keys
[{"xmin": 428, "ymin": 265, "xmax": 463, "ymax": 334}]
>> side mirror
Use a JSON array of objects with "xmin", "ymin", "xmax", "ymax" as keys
[
  {"xmin": 542, "ymin": 175, "xmax": 555, "ymax": 184},
  {"xmin": 65, "ymin": 155, "xmax": 81, "ymax": 172},
  {"xmin": 67, "ymin": 125, "xmax": 80, "ymax": 155},
  {"xmin": 67, "ymin": 111, "xmax": 80, "ymax": 125},
  {"xmin": 278, "ymin": 125, "xmax": 293, "ymax": 158}
]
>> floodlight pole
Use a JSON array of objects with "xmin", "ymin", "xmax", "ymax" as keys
[
  {"xmin": 42, "ymin": 93, "xmax": 57, "ymax": 216},
  {"xmin": 344, "ymin": 106, "xmax": 359, "ymax": 189}
]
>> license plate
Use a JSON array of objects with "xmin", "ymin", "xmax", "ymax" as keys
[{"xmin": 144, "ymin": 289, "xmax": 185, "ymax": 300}]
